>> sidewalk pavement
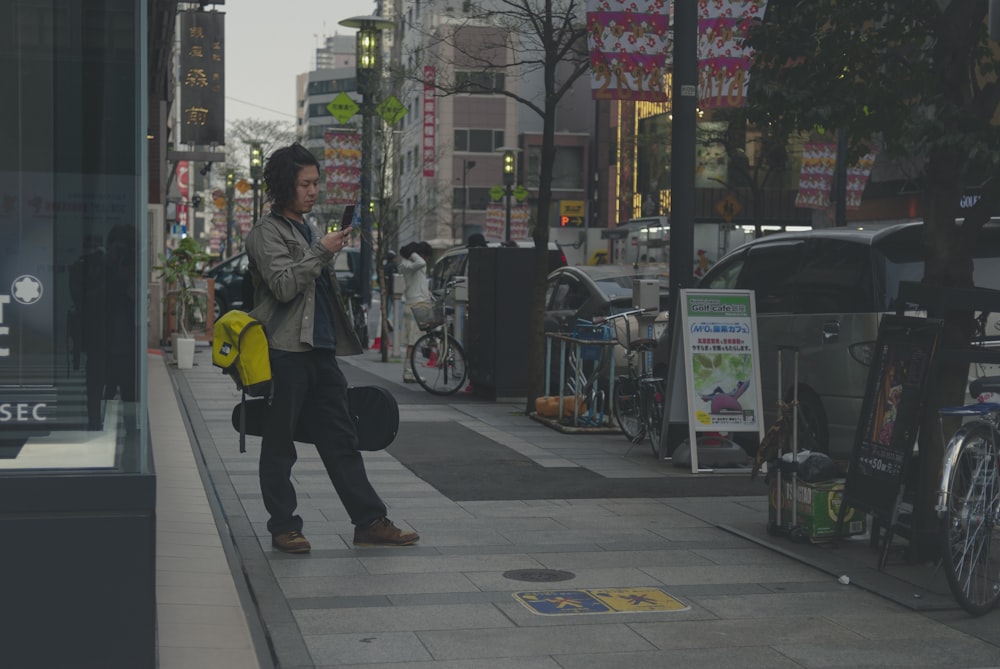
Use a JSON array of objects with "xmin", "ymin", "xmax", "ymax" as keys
[{"xmin": 152, "ymin": 345, "xmax": 1000, "ymax": 668}]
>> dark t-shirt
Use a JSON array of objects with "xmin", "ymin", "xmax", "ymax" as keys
[{"xmin": 290, "ymin": 219, "xmax": 336, "ymax": 350}]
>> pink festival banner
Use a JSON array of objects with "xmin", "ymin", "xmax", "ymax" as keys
[
  {"xmin": 587, "ymin": 0, "xmax": 671, "ymax": 102},
  {"xmin": 324, "ymin": 130, "xmax": 361, "ymax": 205},
  {"xmin": 485, "ymin": 201, "xmax": 530, "ymax": 242},
  {"xmin": 795, "ymin": 142, "xmax": 877, "ymax": 211},
  {"xmin": 697, "ymin": 0, "xmax": 767, "ymax": 109}
]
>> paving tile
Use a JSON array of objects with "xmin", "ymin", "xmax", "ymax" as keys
[
  {"xmin": 773, "ymin": 637, "xmax": 1000, "ymax": 668},
  {"xmin": 304, "ymin": 631, "xmax": 433, "ymax": 665},
  {"xmin": 358, "ymin": 553, "xmax": 545, "ymax": 574},
  {"xmin": 277, "ymin": 572, "xmax": 481, "ymax": 598},
  {"xmin": 640, "ymin": 563, "xmax": 830, "ymax": 587},
  {"xmin": 415, "ymin": 624, "xmax": 655, "ymax": 660},
  {"xmin": 553, "ymin": 646, "xmax": 806, "ymax": 669},
  {"xmin": 294, "ymin": 603, "xmax": 513, "ymax": 634},
  {"xmin": 327, "ymin": 658, "xmax": 562, "ymax": 669},
  {"xmin": 157, "ymin": 645, "xmax": 261, "ymax": 669},
  {"xmin": 526, "ymin": 548, "xmax": 714, "ymax": 570},
  {"xmin": 465, "ymin": 566, "xmax": 662, "ymax": 592}
]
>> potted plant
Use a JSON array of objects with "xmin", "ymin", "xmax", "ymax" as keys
[{"xmin": 155, "ymin": 237, "xmax": 212, "ymax": 367}]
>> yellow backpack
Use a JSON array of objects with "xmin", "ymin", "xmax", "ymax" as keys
[{"xmin": 212, "ymin": 310, "xmax": 272, "ymax": 452}]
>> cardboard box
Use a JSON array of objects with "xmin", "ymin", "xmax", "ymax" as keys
[{"xmin": 768, "ymin": 477, "xmax": 867, "ymax": 541}]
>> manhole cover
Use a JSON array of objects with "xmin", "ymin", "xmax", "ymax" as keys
[{"xmin": 503, "ymin": 569, "xmax": 576, "ymax": 582}]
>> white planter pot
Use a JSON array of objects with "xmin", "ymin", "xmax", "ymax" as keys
[{"xmin": 174, "ymin": 335, "xmax": 196, "ymax": 369}]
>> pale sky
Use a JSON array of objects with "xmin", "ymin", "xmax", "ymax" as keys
[{"xmin": 224, "ymin": 0, "xmax": 379, "ymax": 126}]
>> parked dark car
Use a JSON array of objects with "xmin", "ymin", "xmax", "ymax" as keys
[{"xmin": 204, "ymin": 247, "xmax": 362, "ymax": 320}]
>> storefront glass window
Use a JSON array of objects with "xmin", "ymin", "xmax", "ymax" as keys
[{"xmin": 0, "ymin": 0, "xmax": 147, "ymax": 473}]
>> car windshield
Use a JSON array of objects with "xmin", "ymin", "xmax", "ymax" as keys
[{"xmin": 880, "ymin": 231, "xmax": 1000, "ymax": 310}]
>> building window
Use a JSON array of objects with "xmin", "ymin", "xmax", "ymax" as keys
[
  {"xmin": 526, "ymin": 146, "xmax": 584, "ymax": 189},
  {"xmin": 455, "ymin": 71, "xmax": 505, "ymax": 94},
  {"xmin": 454, "ymin": 129, "xmax": 505, "ymax": 153}
]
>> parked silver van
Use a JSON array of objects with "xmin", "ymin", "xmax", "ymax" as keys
[{"xmin": 698, "ymin": 221, "xmax": 1000, "ymax": 460}]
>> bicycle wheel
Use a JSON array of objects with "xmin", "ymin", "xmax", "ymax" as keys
[
  {"xmin": 644, "ymin": 377, "xmax": 665, "ymax": 457},
  {"xmin": 410, "ymin": 331, "xmax": 467, "ymax": 395},
  {"xmin": 940, "ymin": 421, "xmax": 1000, "ymax": 616},
  {"xmin": 613, "ymin": 374, "xmax": 645, "ymax": 442}
]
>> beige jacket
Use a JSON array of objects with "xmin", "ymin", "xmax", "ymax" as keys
[{"xmin": 245, "ymin": 208, "xmax": 363, "ymax": 355}]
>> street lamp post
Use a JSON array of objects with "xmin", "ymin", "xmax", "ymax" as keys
[
  {"xmin": 225, "ymin": 169, "xmax": 235, "ymax": 257},
  {"xmin": 462, "ymin": 159, "xmax": 476, "ymax": 237},
  {"xmin": 339, "ymin": 15, "xmax": 394, "ymax": 308},
  {"xmin": 498, "ymin": 147, "xmax": 517, "ymax": 243},
  {"xmin": 249, "ymin": 143, "xmax": 262, "ymax": 224}
]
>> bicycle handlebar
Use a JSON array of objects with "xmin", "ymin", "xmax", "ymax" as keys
[{"xmin": 592, "ymin": 307, "xmax": 657, "ymax": 325}]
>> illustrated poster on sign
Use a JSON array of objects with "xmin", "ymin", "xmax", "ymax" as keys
[
  {"xmin": 682, "ymin": 291, "xmax": 762, "ymax": 432},
  {"xmin": 843, "ymin": 315, "xmax": 941, "ymax": 520}
]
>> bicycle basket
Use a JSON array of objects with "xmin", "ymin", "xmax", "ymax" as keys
[
  {"xmin": 572, "ymin": 319, "xmax": 613, "ymax": 362},
  {"xmin": 411, "ymin": 301, "xmax": 445, "ymax": 331}
]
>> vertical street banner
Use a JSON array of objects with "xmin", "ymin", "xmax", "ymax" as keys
[
  {"xmin": 662, "ymin": 289, "xmax": 764, "ymax": 471},
  {"xmin": 176, "ymin": 161, "xmax": 189, "ymax": 232},
  {"xmin": 179, "ymin": 11, "xmax": 224, "ymax": 146},
  {"xmin": 846, "ymin": 149, "xmax": 878, "ymax": 209},
  {"xmin": 794, "ymin": 141, "xmax": 835, "ymax": 209},
  {"xmin": 586, "ymin": 0, "xmax": 671, "ymax": 101},
  {"xmin": 795, "ymin": 141, "xmax": 878, "ymax": 210},
  {"xmin": 485, "ymin": 202, "xmax": 530, "ymax": 242},
  {"xmin": 697, "ymin": 0, "xmax": 768, "ymax": 110},
  {"xmin": 324, "ymin": 130, "xmax": 361, "ymax": 205},
  {"xmin": 423, "ymin": 66, "xmax": 436, "ymax": 177}
]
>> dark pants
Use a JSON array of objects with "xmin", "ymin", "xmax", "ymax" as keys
[{"xmin": 260, "ymin": 349, "xmax": 386, "ymax": 535}]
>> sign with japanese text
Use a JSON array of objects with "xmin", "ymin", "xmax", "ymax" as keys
[
  {"xmin": 324, "ymin": 130, "xmax": 361, "ymax": 205},
  {"xmin": 662, "ymin": 289, "xmax": 764, "ymax": 469},
  {"xmin": 587, "ymin": 0, "xmax": 671, "ymax": 101},
  {"xmin": 179, "ymin": 11, "xmax": 225, "ymax": 145},
  {"xmin": 423, "ymin": 66, "xmax": 436, "ymax": 177},
  {"xmin": 697, "ymin": 0, "xmax": 768, "ymax": 109},
  {"xmin": 485, "ymin": 201, "xmax": 530, "ymax": 242}
]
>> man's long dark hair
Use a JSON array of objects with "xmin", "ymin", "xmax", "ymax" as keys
[{"xmin": 262, "ymin": 143, "xmax": 319, "ymax": 212}]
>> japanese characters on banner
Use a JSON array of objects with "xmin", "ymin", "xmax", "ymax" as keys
[
  {"xmin": 846, "ymin": 150, "xmax": 877, "ymax": 209},
  {"xmin": 697, "ymin": 0, "xmax": 767, "ymax": 110},
  {"xmin": 795, "ymin": 142, "xmax": 878, "ymax": 210},
  {"xmin": 423, "ymin": 66, "xmax": 436, "ymax": 177},
  {"xmin": 179, "ymin": 11, "xmax": 225, "ymax": 145},
  {"xmin": 235, "ymin": 196, "xmax": 253, "ymax": 235},
  {"xmin": 795, "ymin": 142, "xmax": 836, "ymax": 209},
  {"xmin": 586, "ymin": 0, "xmax": 672, "ymax": 102},
  {"xmin": 324, "ymin": 130, "xmax": 361, "ymax": 205},
  {"xmin": 176, "ymin": 161, "xmax": 189, "ymax": 231},
  {"xmin": 484, "ymin": 201, "xmax": 530, "ymax": 242}
]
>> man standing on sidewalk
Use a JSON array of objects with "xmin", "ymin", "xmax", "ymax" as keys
[{"xmin": 245, "ymin": 143, "xmax": 418, "ymax": 554}]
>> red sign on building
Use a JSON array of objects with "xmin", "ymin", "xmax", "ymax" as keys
[{"xmin": 423, "ymin": 66, "xmax": 436, "ymax": 178}]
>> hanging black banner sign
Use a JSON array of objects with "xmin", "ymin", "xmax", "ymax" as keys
[{"xmin": 179, "ymin": 11, "xmax": 225, "ymax": 146}]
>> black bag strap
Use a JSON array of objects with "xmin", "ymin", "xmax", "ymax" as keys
[{"xmin": 239, "ymin": 388, "xmax": 247, "ymax": 453}]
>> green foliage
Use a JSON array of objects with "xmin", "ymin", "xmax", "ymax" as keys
[
  {"xmin": 155, "ymin": 237, "xmax": 213, "ymax": 337},
  {"xmin": 746, "ymin": 0, "xmax": 1000, "ymax": 178}
]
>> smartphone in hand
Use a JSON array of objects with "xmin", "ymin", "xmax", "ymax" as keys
[{"xmin": 327, "ymin": 205, "xmax": 357, "ymax": 233}]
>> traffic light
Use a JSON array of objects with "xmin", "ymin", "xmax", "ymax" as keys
[{"xmin": 503, "ymin": 149, "xmax": 515, "ymax": 186}]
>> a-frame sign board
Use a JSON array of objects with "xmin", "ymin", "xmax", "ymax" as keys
[{"xmin": 660, "ymin": 289, "xmax": 765, "ymax": 472}]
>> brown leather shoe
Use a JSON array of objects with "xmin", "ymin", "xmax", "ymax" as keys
[
  {"xmin": 272, "ymin": 530, "xmax": 311, "ymax": 554},
  {"xmin": 353, "ymin": 518, "xmax": 419, "ymax": 546}
]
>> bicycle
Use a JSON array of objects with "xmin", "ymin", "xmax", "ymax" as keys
[
  {"xmin": 408, "ymin": 280, "xmax": 468, "ymax": 395},
  {"xmin": 595, "ymin": 308, "xmax": 664, "ymax": 457},
  {"xmin": 936, "ymin": 375, "xmax": 1000, "ymax": 616}
]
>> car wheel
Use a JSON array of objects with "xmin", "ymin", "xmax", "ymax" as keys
[
  {"xmin": 785, "ymin": 387, "xmax": 829, "ymax": 455},
  {"xmin": 214, "ymin": 295, "xmax": 228, "ymax": 322}
]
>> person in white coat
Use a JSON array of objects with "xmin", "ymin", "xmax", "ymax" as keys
[{"xmin": 399, "ymin": 241, "xmax": 433, "ymax": 382}]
